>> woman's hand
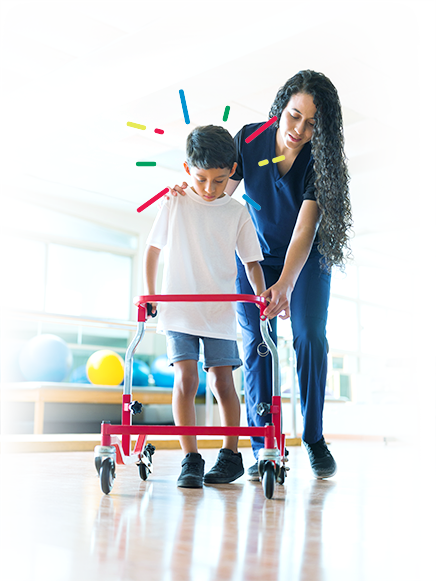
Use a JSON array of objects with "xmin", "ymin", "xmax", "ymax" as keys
[
  {"xmin": 165, "ymin": 182, "xmax": 188, "ymax": 199},
  {"xmin": 261, "ymin": 281, "xmax": 292, "ymax": 320}
]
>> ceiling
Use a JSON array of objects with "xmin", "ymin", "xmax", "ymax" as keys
[{"xmin": 1, "ymin": 0, "xmax": 435, "ymax": 265}]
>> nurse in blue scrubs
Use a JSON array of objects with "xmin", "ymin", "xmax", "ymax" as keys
[{"xmin": 169, "ymin": 70, "xmax": 353, "ymax": 479}]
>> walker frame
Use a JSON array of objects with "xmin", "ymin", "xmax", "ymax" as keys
[{"xmin": 95, "ymin": 294, "xmax": 287, "ymax": 499}]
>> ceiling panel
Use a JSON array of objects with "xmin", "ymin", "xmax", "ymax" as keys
[
  {"xmin": 0, "ymin": 32, "xmax": 74, "ymax": 79},
  {"xmin": 0, "ymin": 69, "xmax": 30, "ymax": 96},
  {"xmin": 345, "ymin": 119, "xmax": 413, "ymax": 158},
  {"xmin": 342, "ymin": 107, "xmax": 366, "ymax": 127},
  {"xmin": 11, "ymin": 4, "xmax": 124, "ymax": 56},
  {"xmin": 341, "ymin": 81, "xmax": 428, "ymax": 118},
  {"xmin": 323, "ymin": 59, "xmax": 387, "ymax": 95},
  {"xmin": 359, "ymin": 35, "xmax": 432, "ymax": 77},
  {"xmin": 57, "ymin": 0, "xmax": 201, "ymax": 32},
  {"xmin": 379, "ymin": 100, "xmax": 432, "ymax": 139},
  {"xmin": 0, "ymin": 0, "xmax": 48, "ymax": 30},
  {"xmin": 398, "ymin": 67, "xmax": 432, "ymax": 99}
]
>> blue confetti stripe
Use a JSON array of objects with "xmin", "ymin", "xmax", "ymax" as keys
[
  {"xmin": 242, "ymin": 194, "xmax": 261, "ymax": 211},
  {"xmin": 179, "ymin": 89, "xmax": 190, "ymax": 124}
]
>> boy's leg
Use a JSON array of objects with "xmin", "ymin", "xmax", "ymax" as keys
[
  {"xmin": 207, "ymin": 366, "xmax": 240, "ymax": 453},
  {"xmin": 202, "ymin": 339, "xmax": 244, "ymax": 484},
  {"xmin": 172, "ymin": 359, "xmax": 200, "ymax": 456}
]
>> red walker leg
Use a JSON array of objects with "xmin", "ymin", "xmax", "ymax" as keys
[{"xmin": 122, "ymin": 394, "xmax": 132, "ymax": 457}]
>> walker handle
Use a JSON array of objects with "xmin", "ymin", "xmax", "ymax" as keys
[{"xmin": 134, "ymin": 294, "xmax": 268, "ymax": 321}]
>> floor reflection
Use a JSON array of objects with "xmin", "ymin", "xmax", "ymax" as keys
[{"xmin": 298, "ymin": 480, "xmax": 337, "ymax": 581}]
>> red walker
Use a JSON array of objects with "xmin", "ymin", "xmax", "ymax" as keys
[{"xmin": 94, "ymin": 294, "xmax": 287, "ymax": 499}]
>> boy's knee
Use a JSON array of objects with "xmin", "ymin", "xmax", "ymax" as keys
[{"xmin": 173, "ymin": 364, "xmax": 199, "ymax": 396}]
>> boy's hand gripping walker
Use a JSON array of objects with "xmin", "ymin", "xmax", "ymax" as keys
[{"xmin": 94, "ymin": 294, "xmax": 288, "ymax": 499}]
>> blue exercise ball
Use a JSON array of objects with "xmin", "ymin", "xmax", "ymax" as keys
[
  {"xmin": 132, "ymin": 359, "xmax": 150, "ymax": 386},
  {"xmin": 150, "ymin": 355, "xmax": 174, "ymax": 388},
  {"xmin": 150, "ymin": 355, "xmax": 207, "ymax": 393},
  {"xmin": 0, "ymin": 343, "xmax": 26, "ymax": 383},
  {"xmin": 69, "ymin": 364, "xmax": 91, "ymax": 384},
  {"xmin": 19, "ymin": 334, "xmax": 73, "ymax": 382}
]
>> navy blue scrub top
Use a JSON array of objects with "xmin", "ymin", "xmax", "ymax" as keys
[{"xmin": 232, "ymin": 122, "xmax": 320, "ymax": 266}]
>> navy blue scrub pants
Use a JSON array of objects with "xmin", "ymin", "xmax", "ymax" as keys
[{"xmin": 236, "ymin": 254, "xmax": 331, "ymax": 459}]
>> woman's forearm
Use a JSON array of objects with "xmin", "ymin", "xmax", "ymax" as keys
[{"xmin": 279, "ymin": 200, "xmax": 321, "ymax": 290}]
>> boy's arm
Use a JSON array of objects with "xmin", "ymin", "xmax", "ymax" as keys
[
  {"xmin": 143, "ymin": 245, "xmax": 161, "ymax": 316},
  {"xmin": 244, "ymin": 261, "xmax": 266, "ymax": 296}
]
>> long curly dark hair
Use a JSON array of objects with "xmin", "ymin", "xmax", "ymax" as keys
[{"xmin": 269, "ymin": 70, "xmax": 353, "ymax": 272}]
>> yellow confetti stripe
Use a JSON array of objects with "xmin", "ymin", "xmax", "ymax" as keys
[
  {"xmin": 258, "ymin": 159, "xmax": 269, "ymax": 166},
  {"xmin": 272, "ymin": 155, "xmax": 285, "ymax": 163},
  {"xmin": 127, "ymin": 122, "xmax": 146, "ymax": 130}
]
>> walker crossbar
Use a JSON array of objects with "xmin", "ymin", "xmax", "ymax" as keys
[{"xmin": 134, "ymin": 294, "xmax": 269, "ymax": 321}]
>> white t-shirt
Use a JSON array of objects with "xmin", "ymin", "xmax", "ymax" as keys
[{"xmin": 146, "ymin": 187, "xmax": 263, "ymax": 340}]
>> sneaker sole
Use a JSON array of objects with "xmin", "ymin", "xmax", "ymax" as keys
[
  {"xmin": 177, "ymin": 478, "xmax": 204, "ymax": 488},
  {"xmin": 313, "ymin": 465, "xmax": 337, "ymax": 479},
  {"xmin": 203, "ymin": 469, "xmax": 244, "ymax": 484}
]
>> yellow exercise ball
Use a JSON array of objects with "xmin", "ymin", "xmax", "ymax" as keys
[{"xmin": 86, "ymin": 350, "xmax": 124, "ymax": 386}]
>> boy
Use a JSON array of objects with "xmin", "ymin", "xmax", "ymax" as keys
[{"xmin": 144, "ymin": 125, "xmax": 265, "ymax": 488}]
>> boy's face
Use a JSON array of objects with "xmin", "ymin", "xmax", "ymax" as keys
[{"xmin": 184, "ymin": 162, "xmax": 237, "ymax": 202}]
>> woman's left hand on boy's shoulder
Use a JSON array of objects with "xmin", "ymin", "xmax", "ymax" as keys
[{"xmin": 165, "ymin": 182, "xmax": 188, "ymax": 199}]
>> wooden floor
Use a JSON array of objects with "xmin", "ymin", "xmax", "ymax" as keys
[{"xmin": 1, "ymin": 441, "xmax": 434, "ymax": 581}]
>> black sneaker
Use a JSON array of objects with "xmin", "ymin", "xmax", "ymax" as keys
[
  {"xmin": 203, "ymin": 449, "xmax": 244, "ymax": 484},
  {"xmin": 303, "ymin": 437, "xmax": 337, "ymax": 479},
  {"xmin": 177, "ymin": 453, "xmax": 205, "ymax": 488},
  {"xmin": 247, "ymin": 462, "xmax": 260, "ymax": 481}
]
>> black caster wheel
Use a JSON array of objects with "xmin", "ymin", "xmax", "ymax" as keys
[
  {"xmin": 95, "ymin": 457, "xmax": 102, "ymax": 475},
  {"xmin": 138, "ymin": 462, "xmax": 150, "ymax": 481},
  {"xmin": 138, "ymin": 443, "xmax": 155, "ymax": 481},
  {"xmin": 277, "ymin": 465, "xmax": 286, "ymax": 485},
  {"xmin": 262, "ymin": 461, "xmax": 275, "ymax": 499},
  {"xmin": 100, "ymin": 457, "xmax": 115, "ymax": 494}
]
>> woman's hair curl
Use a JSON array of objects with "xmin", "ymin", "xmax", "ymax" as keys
[{"xmin": 270, "ymin": 70, "xmax": 353, "ymax": 272}]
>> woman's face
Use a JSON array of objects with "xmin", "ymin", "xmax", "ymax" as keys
[{"xmin": 278, "ymin": 92, "xmax": 316, "ymax": 153}]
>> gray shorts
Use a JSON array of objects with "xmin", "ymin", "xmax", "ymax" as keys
[{"xmin": 166, "ymin": 330, "xmax": 242, "ymax": 371}]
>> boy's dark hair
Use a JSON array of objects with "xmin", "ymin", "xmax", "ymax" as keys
[{"xmin": 186, "ymin": 125, "xmax": 236, "ymax": 170}]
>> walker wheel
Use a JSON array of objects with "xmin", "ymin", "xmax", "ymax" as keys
[
  {"xmin": 138, "ymin": 462, "xmax": 150, "ymax": 481},
  {"xmin": 262, "ymin": 461, "xmax": 275, "ymax": 499},
  {"xmin": 277, "ymin": 465, "xmax": 286, "ymax": 485},
  {"xmin": 100, "ymin": 457, "xmax": 115, "ymax": 494},
  {"xmin": 95, "ymin": 457, "xmax": 102, "ymax": 475}
]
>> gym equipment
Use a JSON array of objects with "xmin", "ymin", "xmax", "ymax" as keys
[
  {"xmin": 150, "ymin": 355, "xmax": 174, "ymax": 387},
  {"xmin": 95, "ymin": 294, "xmax": 287, "ymax": 499},
  {"xmin": 19, "ymin": 334, "xmax": 72, "ymax": 382},
  {"xmin": 150, "ymin": 355, "xmax": 207, "ymax": 394},
  {"xmin": 86, "ymin": 350, "xmax": 124, "ymax": 386},
  {"xmin": 0, "ymin": 343, "xmax": 26, "ymax": 383},
  {"xmin": 69, "ymin": 364, "xmax": 91, "ymax": 384},
  {"xmin": 132, "ymin": 359, "xmax": 150, "ymax": 387}
]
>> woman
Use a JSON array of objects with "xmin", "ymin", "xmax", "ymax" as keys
[{"xmin": 169, "ymin": 70, "xmax": 352, "ymax": 480}]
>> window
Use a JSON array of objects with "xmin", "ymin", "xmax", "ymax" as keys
[
  {"xmin": 2, "ymin": 237, "xmax": 46, "ymax": 311},
  {"xmin": 359, "ymin": 266, "xmax": 412, "ymax": 311},
  {"xmin": 327, "ymin": 297, "xmax": 359, "ymax": 353},
  {"xmin": 45, "ymin": 244, "xmax": 131, "ymax": 320}
]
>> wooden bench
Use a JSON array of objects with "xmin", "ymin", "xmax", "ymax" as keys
[{"xmin": 1, "ymin": 382, "xmax": 173, "ymax": 435}]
